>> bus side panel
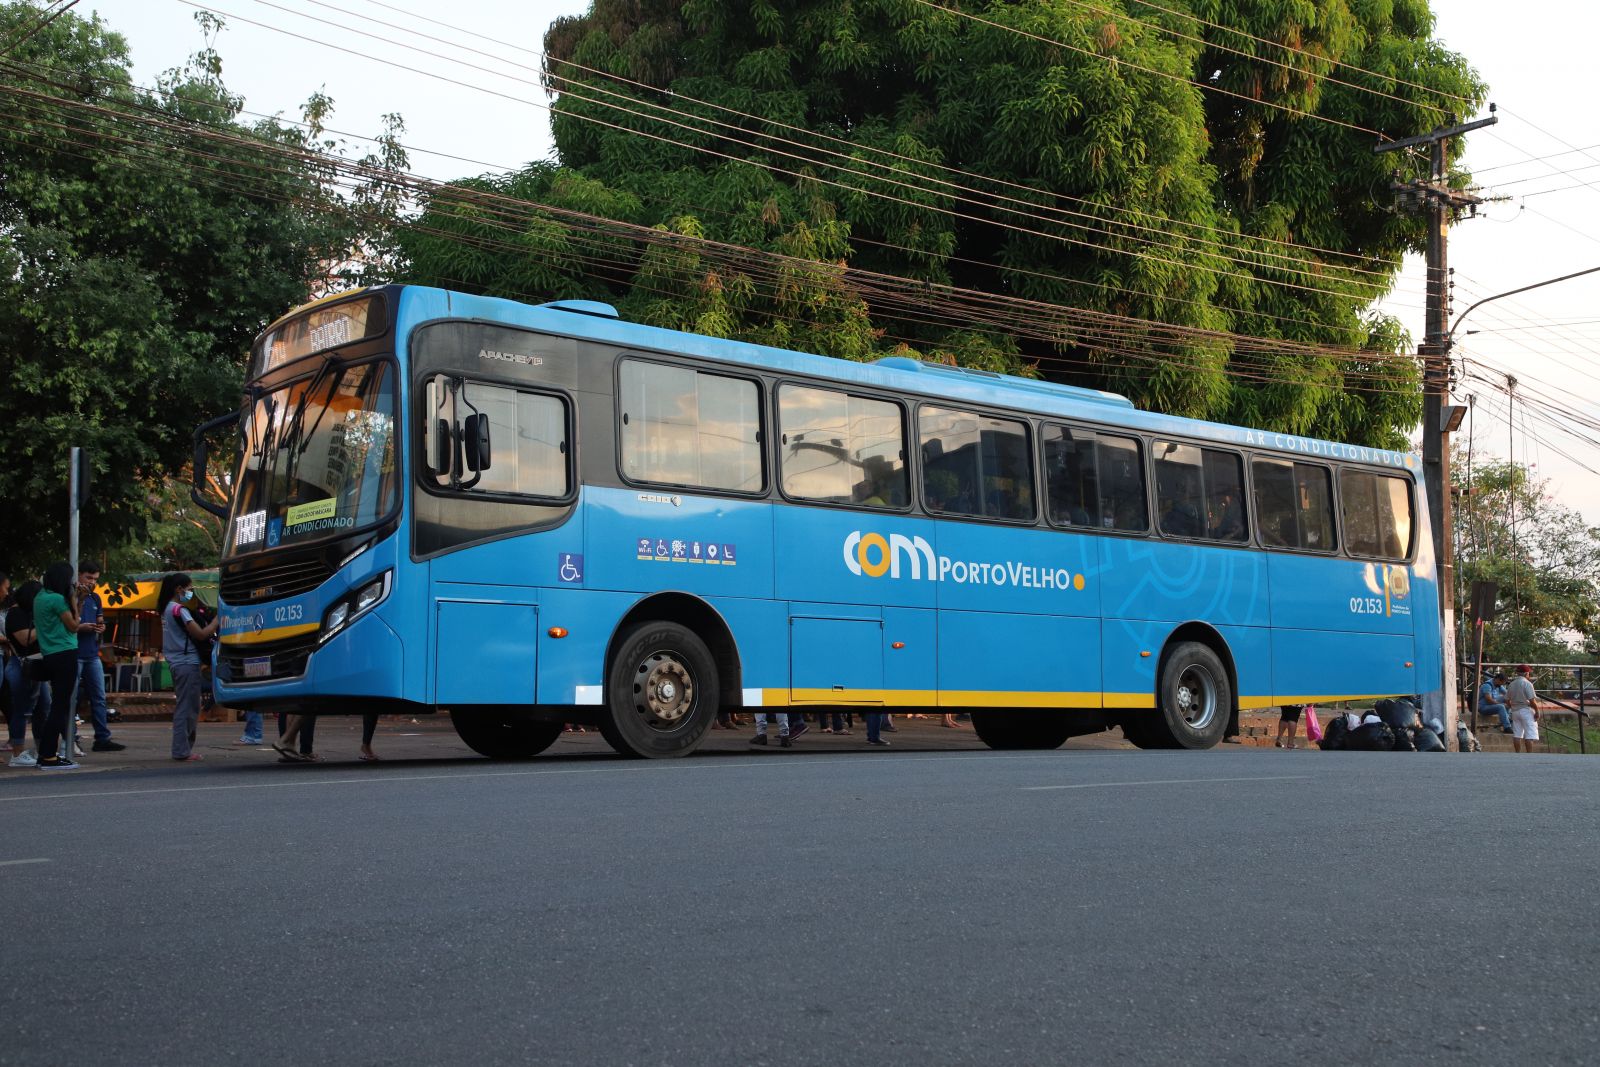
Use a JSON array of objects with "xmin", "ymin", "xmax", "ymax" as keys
[
  {"xmin": 1098, "ymin": 540, "xmax": 1270, "ymax": 629},
  {"xmin": 706, "ymin": 596, "xmax": 789, "ymax": 707},
  {"xmin": 533, "ymin": 587, "xmax": 635, "ymax": 707},
  {"xmin": 937, "ymin": 610, "xmax": 1102, "ymax": 707},
  {"xmin": 773, "ymin": 507, "xmax": 937, "ymax": 610},
  {"xmin": 582, "ymin": 487, "xmax": 775, "ymax": 601},
  {"xmin": 435, "ymin": 599, "xmax": 538, "ymax": 706},
  {"xmin": 1215, "ymin": 624, "xmax": 1274, "ymax": 709},
  {"xmin": 932, "ymin": 524, "xmax": 1100, "ymax": 705},
  {"xmin": 882, "ymin": 607, "xmax": 937, "ymax": 706},
  {"xmin": 789, "ymin": 610, "xmax": 884, "ymax": 704},
  {"xmin": 1098, "ymin": 539, "xmax": 1268, "ymax": 710},
  {"xmin": 1265, "ymin": 554, "xmax": 1416, "ymax": 702}
]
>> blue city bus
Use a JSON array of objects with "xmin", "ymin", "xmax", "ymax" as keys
[{"xmin": 193, "ymin": 284, "xmax": 1441, "ymax": 757}]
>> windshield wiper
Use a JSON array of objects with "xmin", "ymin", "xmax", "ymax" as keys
[{"xmin": 276, "ymin": 353, "xmax": 344, "ymax": 501}]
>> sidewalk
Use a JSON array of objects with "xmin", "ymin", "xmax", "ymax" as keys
[
  {"xmin": 0, "ymin": 713, "xmax": 1152, "ymax": 777},
  {"xmin": 4, "ymin": 708, "xmax": 1478, "ymax": 778}
]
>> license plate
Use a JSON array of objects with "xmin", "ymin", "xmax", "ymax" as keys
[{"xmin": 242, "ymin": 656, "xmax": 272, "ymax": 679}]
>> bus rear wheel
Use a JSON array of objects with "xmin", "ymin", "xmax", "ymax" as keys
[
  {"xmin": 1153, "ymin": 641, "xmax": 1231, "ymax": 749},
  {"xmin": 600, "ymin": 621, "xmax": 719, "ymax": 758},
  {"xmin": 970, "ymin": 711, "xmax": 1073, "ymax": 750},
  {"xmin": 449, "ymin": 711, "xmax": 562, "ymax": 760}
]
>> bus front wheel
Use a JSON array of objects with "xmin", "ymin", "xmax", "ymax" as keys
[
  {"xmin": 449, "ymin": 711, "xmax": 562, "ymax": 760},
  {"xmin": 970, "ymin": 711, "xmax": 1072, "ymax": 750},
  {"xmin": 1154, "ymin": 641, "xmax": 1231, "ymax": 749},
  {"xmin": 600, "ymin": 621, "xmax": 719, "ymax": 758}
]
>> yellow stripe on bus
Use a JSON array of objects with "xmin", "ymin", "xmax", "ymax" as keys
[
  {"xmin": 763, "ymin": 689, "xmax": 1156, "ymax": 709},
  {"xmin": 218, "ymin": 623, "xmax": 320, "ymax": 647},
  {"xmin": 757, "ymin": 691, "xmax": 1400, "ymax": 711}
]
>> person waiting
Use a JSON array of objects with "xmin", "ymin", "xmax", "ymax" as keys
[{"xmin": 1477, "ymin": 671, "xmax": 1511, "ymax": 733}]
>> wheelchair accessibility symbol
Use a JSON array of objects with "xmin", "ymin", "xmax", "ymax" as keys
[{"xmin": 557, "ymin": 553, "xmax": 584, "ymax": 584}]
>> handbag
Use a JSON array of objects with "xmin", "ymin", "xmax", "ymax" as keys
[
  {"xmin": 25, "ymin": 654, "xmax": 48, "ymax": 682},
  {"xmin": 1304, "ymin": 705, "xmax": 1323, "ymax": 743}
]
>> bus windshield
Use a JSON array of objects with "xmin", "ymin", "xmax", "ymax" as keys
[{"xmin": 225, "ymin": 359, "xmax": 399, "ymax": 557}]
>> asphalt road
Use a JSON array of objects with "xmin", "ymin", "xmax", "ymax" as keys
[{"xmin": 1, "ymin": 746, "xmax": 1595, "ymax": 1066}]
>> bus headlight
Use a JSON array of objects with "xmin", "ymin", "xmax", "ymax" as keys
[
  {"xmin": 324, "ymin": 602, "xmax": 351, "ymax": 639},
  {"xmin": 320, "ymin": 571, "xmax": 391, "ymax": 644}
]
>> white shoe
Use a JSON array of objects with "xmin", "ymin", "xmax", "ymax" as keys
[
  {"xmin": 73, "ymin": 743, "xmax": 85, "ymax": 757},
  {"xmin": 8, "ymin": 750, "xmax": 37, "ymax": 768}
]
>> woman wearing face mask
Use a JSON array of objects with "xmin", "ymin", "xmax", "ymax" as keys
[{"xmin": 158, "ymin": 573, "xmax": 220, "ymax": 762}]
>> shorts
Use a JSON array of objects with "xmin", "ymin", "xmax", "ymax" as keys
[
  {"xmin": 1279, "ymin": 705, "xmax": 1302, "ymax": 723},
  {"xmin": 1512, "ymin": 708, "xmax": 1539, "ymax": 741}
]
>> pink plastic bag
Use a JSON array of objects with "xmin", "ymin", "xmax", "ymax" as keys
[{"xmin": 1304, "ymin": 705, "xmax": 1323, "ymax": 743}]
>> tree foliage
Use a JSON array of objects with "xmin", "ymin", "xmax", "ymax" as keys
[
  {"xmin": 401, "ymin": 0, "xmax": 1482, "ymax": 448},
  {"xmin": 0, "ymin": 5, "xmax": 389, "ymax": 572},
  {"xmin": 1454, "ymin": 454, "xmax": 1600, "ymax": 664}
]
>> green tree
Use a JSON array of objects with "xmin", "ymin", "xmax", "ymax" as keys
[
  {"xmin": 0, "ymin": 5, "xmax": 365, "ymax": 571},
  {"xmin": 1453, "ymin": 454, "xmax": 1600, "ymax": 666},
  {"xmin": 400, "ymin": 0, "xmax": 1481, "ymax": 446}
]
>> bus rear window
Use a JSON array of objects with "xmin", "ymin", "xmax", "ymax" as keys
[{"xmin": 1340, "ymin": 471, "xmax": 1413, "ymax": 559}]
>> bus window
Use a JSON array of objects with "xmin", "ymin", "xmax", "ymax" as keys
[
  {"xmin": 1098, "ymin": 433, "xmax": 1147, "ymax": 532},
  {"xmin": 1203, "ymin": 450, "xmax": 1247, "ymax": 541},
  {"xmin": 1042, "ymin": 425, "xmax": 1099, "ymax": 528},
  {"xmin": 1155, "ymin": 442, "xmax": 1204, "ymax": 537},
  {"xmin": 779, "ymin": 385, "xmax": 907, "ymax": 508},
  {"xmin": 619, "ymin": 360, "xmax": 762, "ymax": 492},
  {"xmin": 422, "ymin": 377, "xmax": 568, "ymax": 498},
  {"xmin": 1253, "ymin": 459, "xmax": 1297, "ymax": 547},
  {"xmin": 1253, "ymin": 460, "xmax": 1335, "ymax": 551},
  {"xmin": 1297, "ymin": 464, "xmax": 1337, "ymax": 550},
  {"xmin": 920, "ymin": 406, "xmax": 1033, "ymax": 521},
  {"xmin": 1341, "ymin": 470, "xmax": 1413, "ymax": 559},
  {"xmin": 1156, "ymin": 441, "xmax": 1245, "ymax": 541}
]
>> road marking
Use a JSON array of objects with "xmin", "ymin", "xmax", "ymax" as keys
[
  {"xmin": 1023, "ymin": 775, "xmax": 1311, "ymax": 791},
  {"xmin": 0, "ymin": 858, "xmax": 50, "ymax": 867},
  {"xmin": 0, "ymin": 751, "xmax": 1157, "ymax": 804}
]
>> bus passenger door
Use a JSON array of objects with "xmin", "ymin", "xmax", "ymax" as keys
[{"xmin": 434, "ymin": 598, "xmax": 539, "ymax": 706}]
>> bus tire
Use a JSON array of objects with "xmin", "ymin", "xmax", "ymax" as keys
[
  {"xmin": 600, "ymin": 621, "xmax": 719, "ymax": 759},
  {"xmin": 1120, "ymin": 715, "xmax": 1171, "ymax": 749},
  {"xmin": 1155, "ymin": 641, "xmax": 1231, "ymax": 749},
  {"xmin": 970, "ymin": 711, "xmax": 1072, "ymax": 750},
  {"xmin": 449, "ymin": 711, "xmax": 562, "ymax": 760}
]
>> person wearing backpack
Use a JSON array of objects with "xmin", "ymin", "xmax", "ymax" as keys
[{"xmin": 158, "ymin": 573, "xmax": 220, "ymax": 762}]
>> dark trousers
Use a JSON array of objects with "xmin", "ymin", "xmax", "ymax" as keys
[
  {"xmin": 278, "ymin": 712, "xmax": 315, "ymax": 754},
  {"xmin": 362, "ymin": 713, "xmax": 378, "ymax": 747},
  {"xmin": 38, "ymin": 650, "xmax": 78, "ymax": 761},
  {"xmin": 865, "ymin": 712, "xmax": 886, "ymax": 743}
]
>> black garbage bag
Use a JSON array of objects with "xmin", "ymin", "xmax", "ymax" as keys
[
  {"xmin": 1320, "ymin": 714, "xmax": 1351, "ymax": 750},
  {"xmin": 1391, "ymin": 726, "xmax": 1418, "ymax": 752},
  {"xmin": 1347, "ymin": 721, "xmax": 1396, "ymax": 751},
  {"xmin": 1379, "ymin": 698, "xmax": 1419, "ymax": 731},
  {"xmin": 1415, "ymin": 727, "xmax": 1446, "ymax": 752}
]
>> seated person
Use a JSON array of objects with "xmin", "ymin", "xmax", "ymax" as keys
[
  {"xmin": 1160, "ymin": 496, "xmax": 1202, "ymax": 537},
  {"xmin": 1477, "ymin": 672, "xmax": 1511, "ymax": 732},
  {"xmin": 1208, "ymin": 490, "xmax": 1246, "ymax": 541}
]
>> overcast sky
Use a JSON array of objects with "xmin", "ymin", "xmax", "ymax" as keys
[{"xmin": 91, "ymin": 0, "xmax": 1600, "ymax": 520}]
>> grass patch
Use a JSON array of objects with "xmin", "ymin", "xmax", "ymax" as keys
[{"xmin": 1538, "ymin": 716, "xmax": 1600, "ymax": 754}]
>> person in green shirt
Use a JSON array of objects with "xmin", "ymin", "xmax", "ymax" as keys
[{"xmin": 33, "ymin": 562, "xmax": 90, "ymax": 768}]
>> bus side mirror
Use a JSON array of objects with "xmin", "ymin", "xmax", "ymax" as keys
[
  {"xmin": 431, "ymin": 418, "xmax": 453, "ymax": 476},
  {"xmin": 464, "ymin": 413, "xmax": 492, "ymax": 472}
]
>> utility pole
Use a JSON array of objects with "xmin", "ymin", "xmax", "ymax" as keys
[{"xmin": 1375, "ymin": 108, "xmax": 1497, "ymax": 748}]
